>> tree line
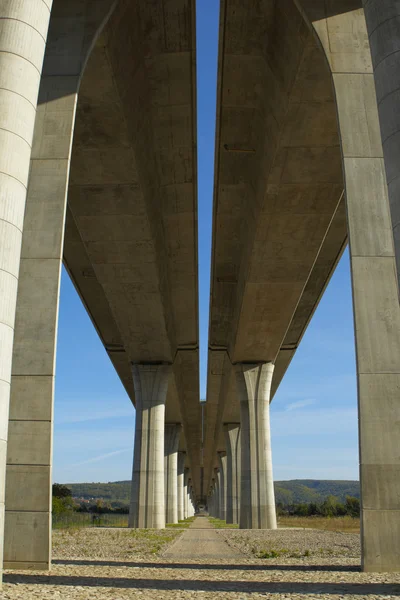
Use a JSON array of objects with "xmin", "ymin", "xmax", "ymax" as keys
[{"xmin": 277, "ymin": 495, "xmax": 360, "ymax": 517}]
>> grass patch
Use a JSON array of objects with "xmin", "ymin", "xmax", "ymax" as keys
[
  {"xmin": 166, "ymin": 517, "xmax": 195, "ymax": 529},
  {"xmin": 279, "ymin": 516, "xmax": 360, "ymax": 533},
  {"xmin": 209, "ymin": 517, "xmax": 239, "ymax": 529},
  {"xmin": 53, "ymin": 513, "xmax": 128, "ymax": 529}
]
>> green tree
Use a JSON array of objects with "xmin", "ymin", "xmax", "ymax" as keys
[
  {"xmin": 345, "ymin": 496, "xmax": 360, "ymax": 517},
  {"xmin": 52, "ymin": 483, "xmax": 72, "ymax": 498}
]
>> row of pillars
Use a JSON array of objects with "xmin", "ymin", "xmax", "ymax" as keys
[
  {"xmin": 208, "ymin": 363, "xmax": 276, "ymax": 529},
  {"xmin": 128, "ymin": 364, "xmax": 195, "ymax": 529}
]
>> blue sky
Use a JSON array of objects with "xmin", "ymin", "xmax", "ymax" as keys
[{"xmin": 53, "ymin": 0, "xmax": 359, "ymax": 484}]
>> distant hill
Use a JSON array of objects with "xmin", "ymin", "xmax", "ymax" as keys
[
  {"xmin": 67, "ymin": 479, "xmax": 359, "ymax": 506},
  {"xmin": 274, "ymin": 480, "xmax": 359, "ymax": 505}
]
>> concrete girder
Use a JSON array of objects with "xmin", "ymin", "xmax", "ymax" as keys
[{"xmin": 206, "ymin": 0, "xmax": 400, "ymax": 570}]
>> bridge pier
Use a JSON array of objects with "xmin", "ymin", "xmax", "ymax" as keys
[
  {"xmin": 217, "ymin": 452, "xmax": 227, "ymax": 521},
  {"xmin": 236, "ymin": 363, "xmax": 276, "ymax": 530},
  {"xmin": 224, "ymin": 424, "xmax": 241, "ymax": 524},
  {"xmin": 3, "ymin": 0, "xmax": 116, "ymax": 572},
  {"xmin": 164, "ymin": 424, "xmax": 181, "ymax": 524},
  {"xmin": 177, "ymin": 452, "xmax": 186, "ymax": 522},
  {"xmin": 0, "ymin": 0, "xmax": 53, "ymax": 582},
  {"xmin": 183, "ymin": 468, "xmax": 189, "ymax": 519},
  {"xmin": 129, "ymin": 364, "xmax": 171, "ymax": 529},
  {"xmin": 214, "ymin": 468, "xmax": 220, "ymax": 519},
  {"xmin": 299, "ymin": 0, "xmax": 400, "ymax": 571}
]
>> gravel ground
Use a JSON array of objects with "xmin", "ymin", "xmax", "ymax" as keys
[
  {"xmin": 52, "ymin": 527, "xmax": 181, "ymax": 560},
  {"xmin": 218, "ymin": 528, "xmax": 361, "ymax": 561},
  {"xmin": 1, "ymin": 524, "xmax": 400, "ymax": 599}
]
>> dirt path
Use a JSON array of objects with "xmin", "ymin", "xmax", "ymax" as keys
[{"xmin": 163, "ymin": 516, "xmax": 243, "ymax": 560}]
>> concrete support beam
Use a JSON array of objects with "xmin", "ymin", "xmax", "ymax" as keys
[
  {"xmin": 183, "ymin": 469, "xmax": 189, "ymax": 519},
  {"xmin": 236, "ymin": 363, "xmax": 276, "ymax": 530},
  {"xmin": 301, "ymin": 0, "xmax": 400, "ymax": 572},
  {"xmin": 217, "ymin": 452, "xmax": 227, "ymax": 522},
  {"xmin": 129, "ymin": 364, "xmax": 171, "ymax": 529},
  {"xmin": 0, "ymin": 0, "xmax": 52, "ymax": 581},
  {"xmin": 224, "ymin": 424, "xmax": 241, "ymax": 524},
  {"xmin": 214, "ymin": 468, "xmax": 220, "ymax": 519},
  {"xmin": 3, "ymin": 0, "xmax": 116, "ymax": 570},
  {"xmin": 164, "ymin": 424, "xmax": 181, "ymax": 524},
  {"xmin": 177, "ymin": 451, "xmax": 185, "ymax": 522},
  {"xmin": 362, "ymin": 0, "xmax": 400, "ymax": 291}
]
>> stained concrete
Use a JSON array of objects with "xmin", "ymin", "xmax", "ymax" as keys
[
  {"xmin": 205, "ymin": 0, "xmax": 400, "ymax": 571},
  {"xmin": 129, "ymin": 365, "xmax": 171, "ymax": 530},
  {"xmin": 4, "ymin": 0, "xmax": 116, "ymax": 572},
  {"xmin": 0, "ymin": 0, "xmax": 53, "ymax": 586}
]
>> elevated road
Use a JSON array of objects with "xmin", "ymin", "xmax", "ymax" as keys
[
  {"xmin": 204, "ymin": 0, "xmax": 347, "ymax": 495},
  {"xmin": 62, "ymin": 0, "xmax": 201, "ymax": 494}
]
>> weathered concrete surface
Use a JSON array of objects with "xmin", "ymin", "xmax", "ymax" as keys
[
  {"xmin": 177, "ymin": 451, "xmax": 186, "ymax": 522},
  {"xmin": 129, "ymin": 365, "xmax": 171, "ymax": 530},
  {"xmin": 4, "ymin": 0, "xmax": 116, "ymax": 572},
  {"xmin": 205, "ymin": 0, "xmax": 400, "ymax": 571},
  {"xmin": 204, "ymin": 0, "xmax": 344, "ymax": 498},
  {"xmin": 224, "ymin": 424, "xmax": 240, "ymax": 524},
  {"xmin": 236, "ymin": 364, "xmax": 276, "ymax": 530},
  {"xmin": 362, "ymin": 0, "xmax": 400, "ymax": 289},
  {"xmin": 295, "ymin": 0, "xmax": 400, "ymax": 573},
  {"xmin": 164, "ymin": 424, "xmax": 181, "ymax": 524},
  {"xmin": 0, "ymin": 0, "xmax": 53, "ymax": 585},
  {"xmin": 63, "ymin": 0, "xmax": 201, "ymax": 497}
]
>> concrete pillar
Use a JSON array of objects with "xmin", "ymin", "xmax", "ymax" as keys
[
  {"xmin": 0, "ymin": 0, "xmax": 53, "ymax": 580},
  {"xmin": 214, "ymin": 468, "xmax": 220, "ymax": 519},
  {"xmin": 164, "ymin": 424, "xmax": 181, "ymax": 524},
  {"xmin": 297, "ymin": 0, "xmax": 400, "ymax": 572},
  {"xmin": 3, "ymin": 0, "xmax": 117, "ymax": 570},
  {"xmin": 183, "ymin": 468, "xmax": 189, "ymax": 519},
  {"xmin": 217, "ymin": 452, "xmax": 227, "ymax": 521},
  {"xmin": 362, "ymin": 1, "xmax": 400, "ymax": 291},
  {"xmin": 236, "ymin": 363, "xmax": 276, "ymax": 530},
  {"xmin": 177, "ymin": 451, "xmax": 185, "ymax": 522},
  {"xmin": 224, "ymin": 424, "xmax": 241, "ymax": 524},
  {"xmin": 129, "ymin": 364, "xmax": 171, "ymax": 529}
]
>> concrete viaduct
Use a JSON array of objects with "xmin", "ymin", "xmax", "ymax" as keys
[{"xmin": 0, "ymin": 0, "xmax": 399, "ymax": 585}]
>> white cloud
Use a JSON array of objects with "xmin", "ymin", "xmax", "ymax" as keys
[
  {"xmin": 55, "ymin": 406, "xmax": 134, "ymax": 425},
  {"xmin": 70, "ymin": 448, "xmax": 131, "ymax": 467},
  {"xmin": 285, "ymin": 399, "xmax": 316, "ymax": 412}
]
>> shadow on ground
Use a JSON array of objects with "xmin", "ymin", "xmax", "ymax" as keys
[
  {"xmin": 4, "ymin": 573, "xmax": 400, "ymax": 595},
  {"xmin": 53, "ymin": 559, "xmax": 360, "ymax": 572}
]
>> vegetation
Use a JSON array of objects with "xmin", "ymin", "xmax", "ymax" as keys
[
  {"xmin": 274, "ymin": 480, "xmax": 359, "ymax": 505},
  {"xmin": 166, "ymin": 517, "xmax": 195, "ymax": 528},
  {"xmin": 209, "ymin": 517, "xmax": 238, "ymax": 529},
  {"xmin": 277, "ymin": 495, "xmax": 360, "ymax": 518},
  {"xmin": 65, "ymin": 479, "xmax": 359, "ymax": 507},
  {"xmin": 279, "ymin": 515, "xmax": 360, "ymax": 533}
]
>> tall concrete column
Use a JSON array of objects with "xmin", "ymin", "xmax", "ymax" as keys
[
  {"xmin": 177, "ymin": 451, "xmax": 185, "ymax": 522},
  {"xmin": 214, "ymin": 468, "xmax": 220, "ymax": 519},
  {"xmin": 183, "ymin": 468, "xmax": 189, "ymax": 519},
  {"xmin": 224, "ymin": 424, "xmax": 241, "ymax": 524},
  {"xmin": 236, "ymin": 363, "xmax": 276, "ymax": 530},
  {"xmin": 217, "ymin": 452, "xmax": 227, "ymax": 521},
  {"xmin": 164, "ymin": 424, "xmax": 181, "ymax": 524},
  {"xmin": 0, "ymin": 0, "xmax": 53, "ymax": 580},
  {"xmin": 362, "ymin": 1, "xmax": 400, "ymax": 291},
  {"xmin": 129, "ymin": 364, "xmax": 171, "ymax": 529},
  {"xmin": 3, "ymin": 0, "xmax": 116, "ymax": 570},
  {"xmin": 299, "ymin": 0, "xmax": 400, "ymax": 572}
]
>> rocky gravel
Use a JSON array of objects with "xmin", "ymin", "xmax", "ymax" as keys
[
  {"xmin": 1, "ymin": 522, "xmax": 400, "ymax": 599},
  {"xmin": 218, "ymin": 527, "xmax": 361, "ymax": 561}
]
